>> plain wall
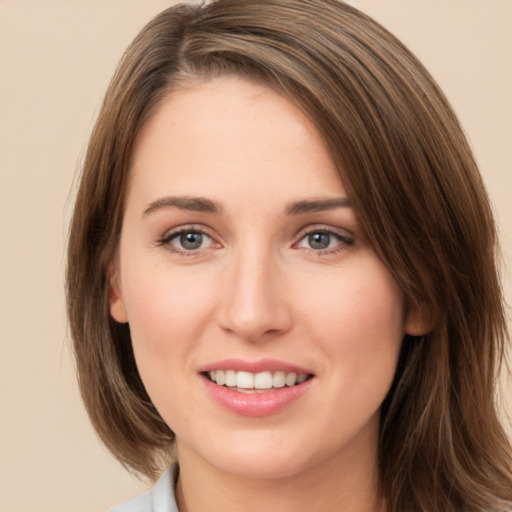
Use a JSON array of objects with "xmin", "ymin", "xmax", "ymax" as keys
[{"xmin": 0, "ymin": 1, "xmax": 510, "ymax": 511}]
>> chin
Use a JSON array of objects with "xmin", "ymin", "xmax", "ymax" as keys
[
  {"xmin": 217, "ymin": 453, "xmax": 312, "ymax": 481},
  {"xmin": 200, "ymin": 433, "xmax": 342, "ymax": 481}
]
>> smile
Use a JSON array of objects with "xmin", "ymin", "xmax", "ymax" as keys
[
  {"xmin": 200, "ymin": 361, "xmax": 315, "ymax": 416},
  {"xmin": 205, "ymin": 370, "xmax": 310, "ymax": 392}
]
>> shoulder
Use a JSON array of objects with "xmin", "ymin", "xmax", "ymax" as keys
[
  {"xmin": 109, "ymin": 465, "xmax": 179, "ymax": 512},
  {"xmin": 109, "ymin": 490, "xmax": 151, "ymax": 512}
]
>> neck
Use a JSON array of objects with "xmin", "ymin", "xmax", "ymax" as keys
[{"xmin": 175, "ymin": 433, "xmax": 384, "ymax": 512}]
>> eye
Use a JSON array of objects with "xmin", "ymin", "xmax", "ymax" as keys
[
  {"xmin": 160, "ymin": 228, "xmax": 215, "ymax": 252},
  {"xmin": 296, "ymin": 228, "xmax": 353, "ymax": 252}
]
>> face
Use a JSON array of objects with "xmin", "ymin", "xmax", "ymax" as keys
[{"xmin": 110, "ymin": 76, "xmax": 423, "ymax": 481}]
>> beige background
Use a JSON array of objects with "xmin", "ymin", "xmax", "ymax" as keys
[{"xmin": 0, "ymin": 1, "xmax": 510, "ymax": 511}]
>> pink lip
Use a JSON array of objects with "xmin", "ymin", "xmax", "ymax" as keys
[
  {"xmin": 198, "ymin": 358, "xmax": 312, "ymax": 375},
  {"xmin": 201, "ymin": 377, "xmax": 314, "ymax": 417},
  {"xmin": 199, "ymin": 358, "xmax": 315, "ymax": 417}
]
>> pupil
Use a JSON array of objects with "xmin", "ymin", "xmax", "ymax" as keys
[
  {"xmin": 181, "ymin": 232, "xmax": 202, "ymax": 250},
  {"xmin": 309, "ymin": 232, "xmax": 330, "ymax": 249}
]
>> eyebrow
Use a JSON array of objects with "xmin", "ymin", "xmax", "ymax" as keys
[
  {"xmin": 142, "ymin": 195, "xmax": 351, "ymax": 217},
  {"xmin": 142, "ymin": 196, "xmax": 222, "ymax": 216},
  {"xmin": 285, "ymin": 197, "xmax": 351, "ymax": 215}
]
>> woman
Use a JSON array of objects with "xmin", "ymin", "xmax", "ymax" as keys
[{"xmin": 66, "ymin": 0, "xmax": 512, "ymax": 510}]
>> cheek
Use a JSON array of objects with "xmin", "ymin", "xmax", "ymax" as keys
[
  {"xmin": 121, "ymin": 263, "xmax": 221, "ymax": 431},
  {"xmin": 301, "ymin": 258, "xmax": 405, "ymax": 384},
  {"xmin": 305, "ymin": 257, "xmax": 404, "ymax": 328},
  {"xmin": 120, "ymin": 260, "xmax": 217, "ymax": 370}
]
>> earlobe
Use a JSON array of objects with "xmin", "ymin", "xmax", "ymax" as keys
[
  {"xmin": 107, "ymin": 261, "xmax": 128, "ymax": 323},
  {"xmin": 404, "ymin": 303, "xmax": 434, "ymax": 337}
]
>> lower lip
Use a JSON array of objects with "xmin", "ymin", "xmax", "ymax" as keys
[{"xmin": 202, "ymin": 376, "xmax": 314, "ymax": 417}]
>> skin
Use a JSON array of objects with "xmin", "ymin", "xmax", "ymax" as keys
[{"xmin": 109, "ymin": 76, "xmax": 427, "ymax": 512}]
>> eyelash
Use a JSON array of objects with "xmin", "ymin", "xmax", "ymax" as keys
[
  {"xmin": 294, "ymin": 227, "xmax": 354, "ymax": 255},
  {"xmin": 156, "ymin": 225, "xmax": 218, "ymax": 256},
  {"xmin": 156, "ymin": 225, "xmax": 354, "ymax": 255}
]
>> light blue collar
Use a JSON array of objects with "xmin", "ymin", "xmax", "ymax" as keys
[{"xmin": 110, "ymin": 464, "xmax": 179, "ymax": 512}]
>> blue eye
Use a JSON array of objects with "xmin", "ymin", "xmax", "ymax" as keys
[
  {"xmin": 297, "ymin": 229, "xmax": 353, "ymax": 252},
  {"xmin": 307, "ymin": 232, "xmax": 332, "ymax": 250},
  {"xmin": 163, "ymin": 229, "xmax": 214, "ymax": 251}
]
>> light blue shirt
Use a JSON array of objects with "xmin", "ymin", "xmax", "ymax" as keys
[{"xmin": 110, "ymin": 465, "xmax": 179, "ymax": 512}]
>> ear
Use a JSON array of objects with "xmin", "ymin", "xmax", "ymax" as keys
[
  {"xmin": 107, "ymin": 260, "xmax": 128, "ymax": 323},
  {"xmin": 404, "ymin": 301, "xmax": 434, "ymax": 337}
]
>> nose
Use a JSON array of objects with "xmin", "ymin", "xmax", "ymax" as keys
[{"xmin": 217, "ymin": 247, "xmax": 292, "ymax": 343}]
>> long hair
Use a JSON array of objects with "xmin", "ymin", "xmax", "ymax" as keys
[{"xmin": 66, "ymin": 1, "xmax": 512, "ymax": 510}]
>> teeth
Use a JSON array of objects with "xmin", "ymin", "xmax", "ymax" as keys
[
  {"xmin": 215, "ymin": 370, "xmax": 225, "ymax": 386},
  {"xmin": 225, "ymin": 370, "xmax": 237, "ymax": 387},
  {"xmin": 209, "ymin": 370, "xmax": 309, "ymax": 389},
  {"xmin": 254, "ymin": 371, "xmax": 273, "ymax": 389},
  {"xmin": 236, "ymin": 371, "xmax": 254, "ymax": 389},
  {"xmin": 285, "ymin": 372, "xmax": 297, "ymax": 386},
  {"xmin": 273, "ymin": 371, "xmax": 286, "ymax": 388}
]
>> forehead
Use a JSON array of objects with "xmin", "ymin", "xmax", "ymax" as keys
[{"xmin": 128, "ymin": 76, "xmax": 345, "ymax": 211}]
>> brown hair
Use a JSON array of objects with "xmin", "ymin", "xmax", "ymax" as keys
[{"xmin": 66, "ymin": 1, "xmax": 512, "ymax": 510}]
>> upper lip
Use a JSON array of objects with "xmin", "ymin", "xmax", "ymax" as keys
[{"xmin": 198, "ymin": 358, "xmax": 313, "ymax": 375}]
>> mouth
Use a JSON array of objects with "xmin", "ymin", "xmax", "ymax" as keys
[
  {"xmin": 203, "ymin": 370, "xmax": 312, "ymax": 393},
  {"xmin": 199, "ymin": 358, "xmax": 315, "ymax": 415}
]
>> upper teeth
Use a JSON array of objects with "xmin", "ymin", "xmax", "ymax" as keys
[{"xmin": 208, "ymin": 370, "xmax": 308, "ymax": 389}]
